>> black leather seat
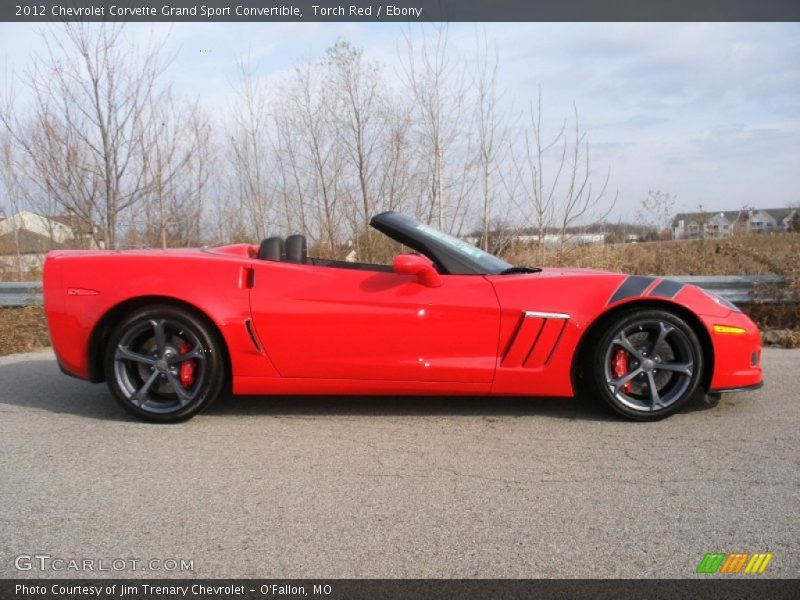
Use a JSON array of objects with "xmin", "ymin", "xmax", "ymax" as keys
[
  {"xmin": 284, "ymin": 234, "xmax": 307, "ymax": 263},
  {"xmin": 258, "ymin": 237, "xmax": 284, "ymax": 261}
]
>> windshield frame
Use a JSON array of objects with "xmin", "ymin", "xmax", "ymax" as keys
[{"xmin": 370, "ymin": 211, "xmax": 513, "ymax": 275}]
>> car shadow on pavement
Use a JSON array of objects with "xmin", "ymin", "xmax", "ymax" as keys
[
  {"xmin": 0, "ymin": 357, "xmax": 138, "ymax": 422},
  {"xmin": 208, "ymin": 392, "xmax": 621, "ymax": 420},
  {"xmin": 0, "ymin": 356, "xmax": 715, "ymax": 423},
  {"xmin": 210, "ymin": 389, "xmax": 716, "ymax": 421}
]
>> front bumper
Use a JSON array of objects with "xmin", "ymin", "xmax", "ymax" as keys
[{"xmin": 705, "ymin": 310, "xmax": 763, "ymax": 392}]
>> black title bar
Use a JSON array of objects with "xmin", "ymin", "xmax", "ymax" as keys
[{"xmin": 3, "ymin": 1, "xmax": 800, "ymax": 22}]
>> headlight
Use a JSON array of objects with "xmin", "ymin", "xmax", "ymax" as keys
[{"xmin": 699, "ymin": 288, "xmax": 742, "ymax": 313}]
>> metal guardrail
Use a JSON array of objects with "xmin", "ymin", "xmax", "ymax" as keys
[
  {"xmin": 0, "ymin": 276, "xmax": 792, "ymax": 308},
  {"xmin": 0, "ymin": 282, "xmax": 43, "ymax": 307},
  {"xmin": 671, "ymin": 275, "xmax": 790, "ymax": 304}
]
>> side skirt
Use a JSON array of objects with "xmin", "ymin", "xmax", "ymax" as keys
[{"xmin": 233, "ymin": 376, "xmax": 492, "ymax": 396}]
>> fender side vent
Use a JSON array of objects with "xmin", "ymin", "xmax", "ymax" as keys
[
  {"xmin": 501, "ymin": 311, "xmax": 570, "ymax": 369},
  {"xmin": 244, "ymin": 318, "xmax": 263, "ymax": 353}
]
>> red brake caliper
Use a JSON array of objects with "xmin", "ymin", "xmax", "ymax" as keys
[
  {"xmin": 612, "ymin": 349, "xmax": 632, "ymax": 393},
  {"xmin": 178, "ymin": 343, "xmax": 195, "ymax": 388}
]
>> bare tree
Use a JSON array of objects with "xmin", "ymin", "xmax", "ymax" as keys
[
  {"xmin": 137, "ymin": 97, "xmax": 204, "ymax": 248},
  {"xmin": 1, "ymin": 78, "xmax": 69, "ymax": 266},
  {"xmin": 555, "ymin": 103, "xmax": 615, "ymax": 257},
  {"xmin": 271, "ymin": 107, "xmax": 310, "ymax": 238},
  {"xmin": 510, "ymin": 92, "xmax": 615, "ymax": 263},
  {"xmin": 1, "ymin": 24, "xmax": 169, "ymax": 248},
  {"xmin": 377, "ymin": 99, "xmax": 415, "ymax": 215},
  {"xmin": 636, "ymin": 190, "xmax": 676, "ymax": 272},
  {"xmin": 401, "ymin": 25, "xmax": 472, "ymax": 232},
  {"xmin": 636, "ymin": 190, "xmax": 676, "ymax": 240},
  {"xmin": 268, "ymin": 42, "xmax": 417, "ymax": 261},
  {"xmin": 228, "ymin": 58, "xmax": 274, "ymax": 242},
  {"xmin": 323, "ymin": 40, "xmax": 390, "ymax": 262},
  {"xmin": 274, "ymin": 59, "xmax": 347, "ymax": 255},
  {"xmin": 790, "ymin": 206, "xmax": 800, "ymax": 233},
  {"xmin": 174, "ymin": 110, "xmax": 216, "ymax": 247},
  {"xmin": 509, "ymin": 90, "xmax": 563, "ymax": 264},
  {"xmin": 472, "ymin": 30, "xmax": 506, "ymax": 251},
  {"xmin": 0, "ymin": 127, "xmax": 24, "ymax": 274}
]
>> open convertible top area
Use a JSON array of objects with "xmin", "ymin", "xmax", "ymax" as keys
[{"xmin": 250, "ymin": 211, "xmax": 514, "ymax": 275}]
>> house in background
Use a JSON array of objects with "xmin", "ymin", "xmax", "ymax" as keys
[
  {"xmin": 0, "ymin": 210, "xmax": 103, "ymax": 274},
  {"xmin": 671, "ymin": 208, "xmax": 797, "ymax": 240}
]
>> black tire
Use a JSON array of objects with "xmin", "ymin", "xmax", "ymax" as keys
[
  {"xmin": 104, "ymin": 305, "xmax": 225, "ymax": 422},
  {"xmin": 585, "ymin": 308, "xmax": 704, "ymax": 421}
]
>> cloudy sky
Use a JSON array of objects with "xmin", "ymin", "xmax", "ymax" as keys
[{"xmin": 1, "ymin": 21, "xmax": 798, "ymax": 218}]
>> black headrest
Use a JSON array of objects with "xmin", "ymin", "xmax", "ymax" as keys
[
  {"xmin": 285, "ymin": 234, "xmax": 307, "ymax": 263},
  {"xmin": 259, "ymin": 237, "xmax": 284, "ymax": 261}
]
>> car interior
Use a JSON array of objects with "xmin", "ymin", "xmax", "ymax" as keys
[{"xmin": 257, "ymin": 235, "xmax": 396, "ymax": 272}]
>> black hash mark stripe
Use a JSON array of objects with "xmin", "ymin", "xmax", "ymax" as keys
[
  {"xmin": 607, "ymin": 275, "xmax": 656, "ymax": 305},
  {"xmin": 649, "ymin": 278, "xmax": 685, "ymax": 299}
]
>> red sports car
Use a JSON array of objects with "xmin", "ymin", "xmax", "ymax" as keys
[{"xmin": 43, "ymin": 211, "xmax": 762, "ymax": 422}]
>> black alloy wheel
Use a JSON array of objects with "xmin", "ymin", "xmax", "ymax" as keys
[
  {"xmin": 587, "ymin": 309, "xmax": 704, "ymax": 420},
  {"xmin": 104, "ymin": 305, "xmax": 224, "ymax": 422}
]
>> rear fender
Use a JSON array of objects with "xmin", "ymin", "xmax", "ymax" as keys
[{"xmin": 45, "ymin": 252, "xmax": 278, "ymax": 382}]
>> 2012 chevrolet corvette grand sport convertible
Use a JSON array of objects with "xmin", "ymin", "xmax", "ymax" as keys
[{"xmin": 43, "ymin": 211, "xmax": 762, "ymax": 422}]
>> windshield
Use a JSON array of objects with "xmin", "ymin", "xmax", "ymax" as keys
[
  {"xmin": 411, "ymin": 222, "xmax": 512, "ymax": 274},
  {"xmin": 370, "ymin": 211, "xmax": 520, "ymax": 275}
]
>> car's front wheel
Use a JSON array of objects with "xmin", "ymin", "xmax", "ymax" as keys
[
  {"xmin": 104, "ymin": 305, "xmax": 225, "ymax": 422},
  {"xmin": 586, "ymin": 309, "xmax": 704, "ymax": 420}
]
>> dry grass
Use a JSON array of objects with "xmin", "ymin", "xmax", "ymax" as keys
[
  {"xmin": 0, "ymin": 306, "xmax": 51, "ymax": 356},
  {"xmin": 0, "ymin": 269, "xmax": 43, "ymax": 282},
  {"xmin": 501, "ymin": 233, "xmax": 800, "ymax": 279}
]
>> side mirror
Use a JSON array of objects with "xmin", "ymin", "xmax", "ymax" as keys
[{"xmin": 392, "ymin": 254, "xmax": 442, "ymax": 288}]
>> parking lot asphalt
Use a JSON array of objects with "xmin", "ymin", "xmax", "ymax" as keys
[{"xmin": 0, "ymin": 347, "xmax": 797, "ymax": 578}]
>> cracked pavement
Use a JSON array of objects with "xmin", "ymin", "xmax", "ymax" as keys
[{"xmin": 0, "ymin": 348, "xmax": 798, "ymax": 578}]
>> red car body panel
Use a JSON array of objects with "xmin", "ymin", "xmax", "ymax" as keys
[
  {"xmin": 42, "ymin": 242, "xmax": 763, "ymax": 398},
  {"xmin": 249, "ymin": 261, "xmax": 500, "ymax": 383}
]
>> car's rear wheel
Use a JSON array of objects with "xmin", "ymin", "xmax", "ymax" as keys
[
  {"xmin": 586, "ymin": 309, "xmax": 704, "ymax": 420},
  {"xmin": 104, "ymin": 305, "xmax": 224, "ymax": 422}
]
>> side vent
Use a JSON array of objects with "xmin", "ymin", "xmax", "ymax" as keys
[
  {"xmin": 501, "ymin": 311, "xmax": 570, "ymax": 369},
  {"xmin": 244, "ymin": 318, "xmax": 263, "ymax": 353}
]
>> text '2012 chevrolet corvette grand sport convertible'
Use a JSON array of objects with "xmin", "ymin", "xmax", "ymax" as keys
[{"xmin": 43, "ymin": 211, "xmax": 762, "ymax": 422}]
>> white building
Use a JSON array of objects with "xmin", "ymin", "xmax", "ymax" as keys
[
  {"xmin": 0, "ymin": 211, "xmax": 103, "ymax": 274},
  {"xmin": 513, "ymin": 233, "xmax": 607, "ymax": 246},
  {"xmin": 672, "ymin": 208, "xmax": 797, "ymax": 240}
]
